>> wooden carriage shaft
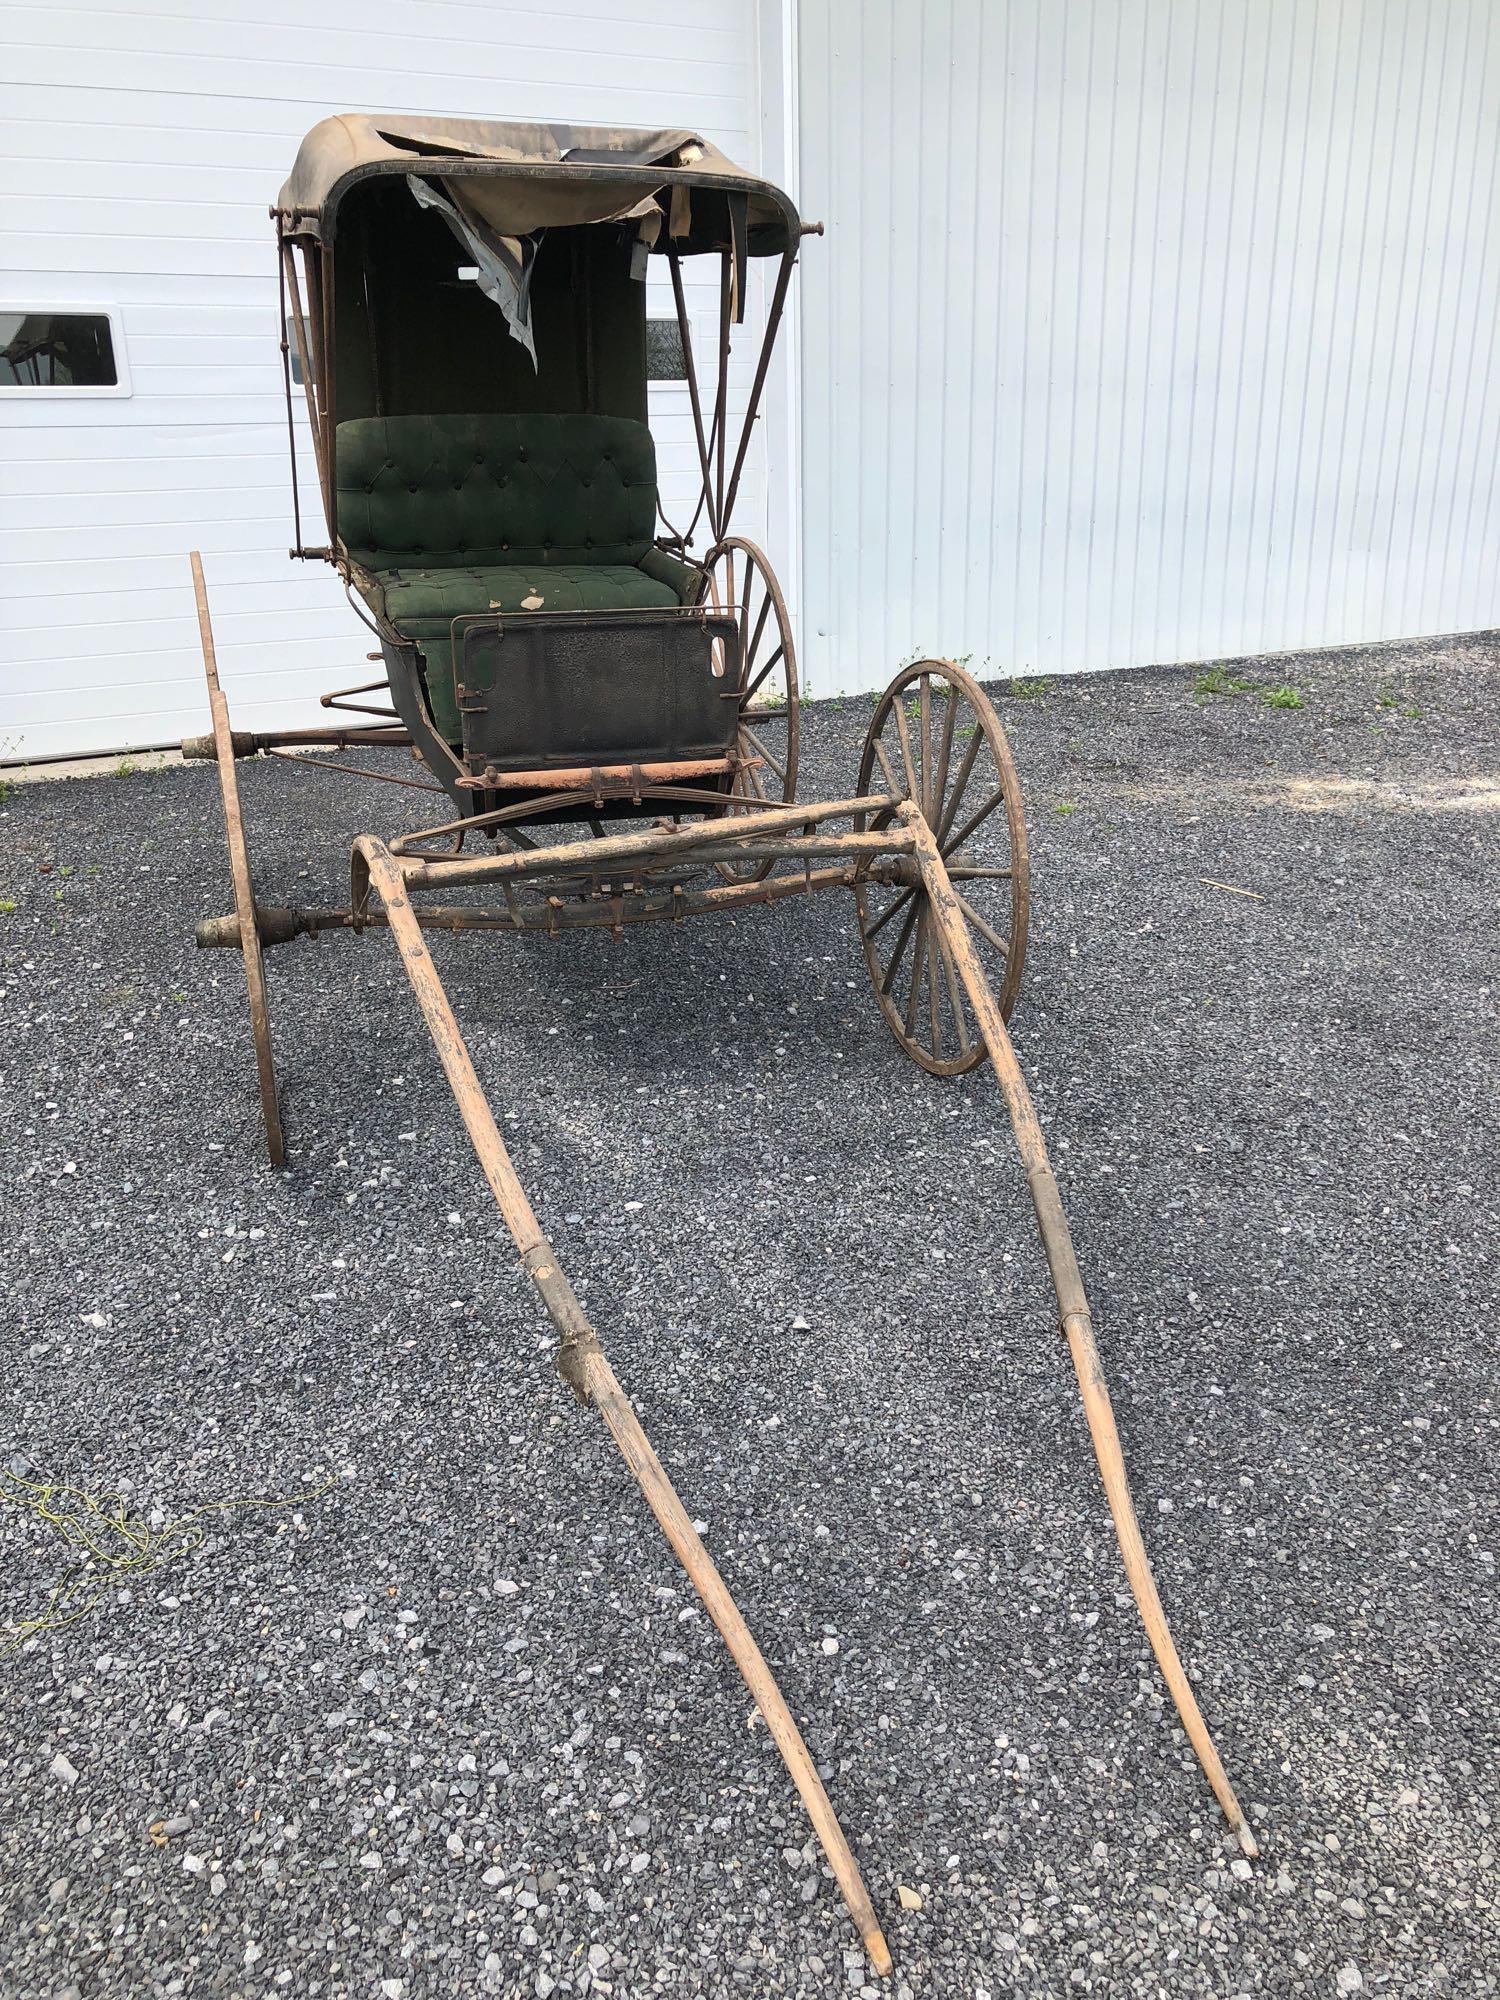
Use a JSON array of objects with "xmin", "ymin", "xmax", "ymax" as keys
[
  {"xmin": 351, "ymin": 835, "xmax": 893, "ymax": 1978},
  {"xmin": 191, "ymin": 552, "xmax": 287, "ymax": 1169},
  {"xmin": 391, "ymin": 792, "xmax": 896, "ymax": 888},
  {"xmin": 896, "ymin": 804, "xmax": 1259, "ymax": 1860}
]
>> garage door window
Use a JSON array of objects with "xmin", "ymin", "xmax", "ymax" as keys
[{"xmin": 0, "ymin": 310, "xmax": 130, "ymax": 394}]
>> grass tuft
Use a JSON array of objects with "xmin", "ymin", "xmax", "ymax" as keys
[{"xmin": 1192, "ymin": 664, "xmax": 1256, "ymax": 698}]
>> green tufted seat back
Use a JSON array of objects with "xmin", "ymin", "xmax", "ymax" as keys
[{"xmin": 336, "ymin": 412, "xmax": 660, "ymax": 571}]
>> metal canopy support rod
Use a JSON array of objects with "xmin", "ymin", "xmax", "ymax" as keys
[
  {"xmin": 275, "ymin": 225, "xmax": 304, "ymax": 556},
  {"xmin": 668, "ymin": 244, "xmax": 720, "ymax": 545},
  {"xmin": 712, "ymin": 250, "xmax": 731, "ymax": 534},
  {"xmin": 721, "ymin": 246, "xmax": 796, "ymax": 533},
  {"xmin": 350, "ymin": 834, "xmax": 892, "ymax": 1978},
  {"xmin": 281, "ymin": 239, "xmax": 332, "ymax": 542},
  {"xmin": 898, "ymin": 803, "xmax": 1259, "ymax": 1860}
]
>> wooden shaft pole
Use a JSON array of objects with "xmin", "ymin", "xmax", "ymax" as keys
[
  {"xmin": 396, "ymin": 793, "xmax": 897, "ymax": 889},
  {"xmin": 182, "ymin": 722, "xmax": 411, "ymax": 759},
  {"xmin": 192, "ymin": 553, "xmax": 285, "ymax": 1168},
  {"xmin": 582, "ymin": 1351, "xmax": 892, "ymax": 1977},
  {"xmin": 899, "ymin": 804, "xmax": 1258, "ymax": 1859},
  {"xmin": 353, "ymin": 836, "xmax": 893, "ymax": 1974}
]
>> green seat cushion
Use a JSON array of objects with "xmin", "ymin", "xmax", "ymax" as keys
[
  {"xmin": 378, "ymin": 561, "xmax": 681, "ymax": 629},
  {"xmin": 377, "ymin": 562, "xmax": 682, "ymax": 742},
  {"xmin": 336, "ymin": 412, "xmax": 660, "ymax": 571},
  {"xmin": 335, "ymin": 412, "xmax": 703, "ymax": 744}
]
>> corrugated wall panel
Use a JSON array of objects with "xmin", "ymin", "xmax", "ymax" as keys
[
  {"xmin": 0, "ymin": 2, "xmax": 763, "ymax": 759},
  {"xmin": 797, "ymin": 0, "xmax": 1500, "ymax": 693}
]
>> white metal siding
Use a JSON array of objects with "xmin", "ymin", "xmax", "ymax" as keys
[
  {"xmin": 0, "ymin": 0, "xmax": 765, "ymax": 759},
  {"xmin": 797, "ymin": 0, "xmax": 1500, "ymax": 694}
]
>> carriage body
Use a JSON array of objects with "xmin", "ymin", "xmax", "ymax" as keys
[
  {"xmin": 274, "ymin": 114, "xmax": 803, "ymax": 827},
  {"xmin": 180, "ymin": 117, "xmax": 1257, "ymax": 1961}
]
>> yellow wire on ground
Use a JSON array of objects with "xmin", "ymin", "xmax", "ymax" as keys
[{"xmin": 0, "ymin": 1466, "xmax": 334, "ymax": 1661}]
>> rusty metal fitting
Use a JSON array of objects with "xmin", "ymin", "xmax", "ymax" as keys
[
  {"xmin": 195, "ymin": 904, "xmax": 315, "ymax": 951},
  {"xmin": 183, "ymin": 729, "xmax": 260, "ymax": 761}
]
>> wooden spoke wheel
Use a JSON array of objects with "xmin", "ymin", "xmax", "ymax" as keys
[
  {"xmin": 699, "ymin": 538, "xmax": 800, "ymax": 882},
  {"xmin": 854, "ymin": 659, "xmax": 1029, "ymax": 1075},
  {"xmin": 192, "ymin": 552, "xmax": 285, "ymax": 1167}
]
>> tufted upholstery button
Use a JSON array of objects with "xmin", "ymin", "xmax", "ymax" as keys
[{"xmin": 336, "ymin": 413, "xmax": 660, "ymax": 591}]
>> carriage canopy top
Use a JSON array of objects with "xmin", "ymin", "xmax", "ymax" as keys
[{"xmin": 275, "ymin": 113, "xmax": 799, "ymax": 251}]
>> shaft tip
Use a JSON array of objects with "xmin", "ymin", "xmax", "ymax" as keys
[
  {"xmin": 1236, "ymin": 1819, "xmax": 1261, "ymax": 1860},
  {"xmin": 865, "ymin": 1929, "xmax": 893, "ymax": 1978}
]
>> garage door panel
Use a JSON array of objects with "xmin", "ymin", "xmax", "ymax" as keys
[{"xmin": 1, "ymin": 0, "xmax": 761, "ymax": 760}]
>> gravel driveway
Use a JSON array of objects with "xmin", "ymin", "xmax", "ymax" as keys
[{"xmin": 1, "ymin": 634, "xmax": 1495, "ymax": 1999}]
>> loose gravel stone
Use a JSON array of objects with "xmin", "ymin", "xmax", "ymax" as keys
[{"xmin": 1, "ymin": 639, "xmax": 1496, "ymax": 1996}]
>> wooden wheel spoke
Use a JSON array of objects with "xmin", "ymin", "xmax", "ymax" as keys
[
  {"xmin": 863, "ymin": 880, "xmax": 916, "ymax": 942},
  {"xmin": 704, "ymin": 539, "xmax": 799, "ymax": 882},
  {"xmin": 903, "ymin": 910, "xmax": 930, "ymax": 1035},
  {"xmin": 743, "ymin": 642, "xmax": 786, "ymax": 706},
  {"xmin": 891, "ymin": 699, "xmax": 921, "ymax": 802},
  {"xmin": 942, "ymin": 783, "xmax": 1008, "ymax": 861},
  {"xmin": 734, "ymin": 749, "xmax": 768, "ymax": 804},
  {"xmin": 935, "ymin": 728, "xmax": 984, "ymax": 848},
  {"xmin": 955, "ymin": 889, "xmax": 1010, "ymax": 959},
  {"xmin": 870, "ymin": 735, "xmax": 902, "ymax": 799},
  {"xmin": 927, "ymin": 928, "xmax": 942, "ymax": 1056},
  {"xmin": 932, "ymin": 919, "xmax": 972, "ymax": 1060},
  {"xmin": 930, "ymin": 685, "xmax": 958, "ymax": 830},
  {"xmin": 741, "ymin": 724, "xmax": 786, "ymax": 785},
  {"xmin": 918, "ymin": 673, "xmax": 934, "ymax": 821},
  {"xmin": 880, "ymin": 895, "xmax": 922, "ymax": 995},
  {"xmin": 742, "ymin": 590, "xmax": 774, "ymax": 683}
]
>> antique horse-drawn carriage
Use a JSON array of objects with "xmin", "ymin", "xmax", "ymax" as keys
[{"xmin": 188, "ymin": 116, "xmax": 1255, "ymax": 1971}]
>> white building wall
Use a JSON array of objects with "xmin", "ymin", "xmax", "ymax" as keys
[
  {"xmin": 1, "ymin": 0, "xmax": 769, "ymax": 759},
  {"xmin": 797, "ymin": 0, "xmax": 1500, "ymax": 695}
]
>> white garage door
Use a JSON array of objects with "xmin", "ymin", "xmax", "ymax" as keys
[
  {"xmin": 798, "ymin": 0, "xmax": 1500, "ymax": 692},
  {"xmin": 1, "ymin": 0, "xmax": 772, "ymax": 760}
]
